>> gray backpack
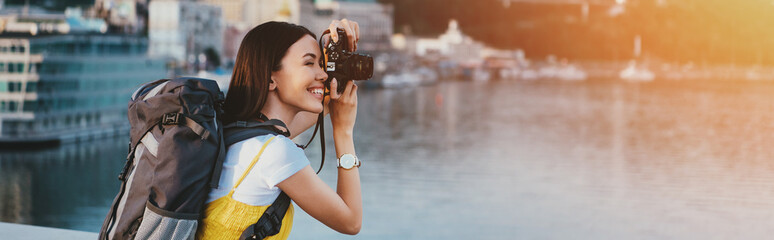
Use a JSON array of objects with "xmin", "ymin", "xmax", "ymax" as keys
[{"xmin": 99, "ymin": 77, "xmax": 294, "ymax": 240}]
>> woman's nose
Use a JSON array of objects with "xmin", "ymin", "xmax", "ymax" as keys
[{"xmin": 317, "ymin": 68, "xmax": 328, "ymax": 82}]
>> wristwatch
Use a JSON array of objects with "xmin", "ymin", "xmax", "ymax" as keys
[{"xmin": 337, "ymin": 153, "xmax": 360, "ymax": 170}]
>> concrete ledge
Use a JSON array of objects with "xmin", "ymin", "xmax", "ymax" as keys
[{"xmin": 0, "ymin": 222, "xmax": 98, "ymax": 239}]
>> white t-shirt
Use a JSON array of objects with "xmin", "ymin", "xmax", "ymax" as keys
[{"xmin": 206, "ymin": 134, "xmax": 309, "ymax": 206}]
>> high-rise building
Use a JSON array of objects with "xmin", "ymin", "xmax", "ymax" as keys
[
  {"xmin": 300, "ymin": 0, "xmax": 393, "ymax": 53},
  {"xmin": 148, "ymin": 0, "xmax": 224, "ymax": 66},
  {"xmin": 201, "ymin": 0, "xmax": 301, "ymax": 64},
  {"xmin": 200, "ymin": 0, "xmax": 245, "ymax": 25},
  {"xmin": 201, "ymin": 0, "xmax": 300, "ymax": 26}
]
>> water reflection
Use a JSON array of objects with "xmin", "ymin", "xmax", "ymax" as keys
[
  {"xmin": 293, "ymin": 80, "xmax": 774, "ymax": 239},
  {"xmin": 0, "ymin": 137, "xmax": 126, "ymax": 231},
  {"xmin": 3, "ymin": 80, "xmax": 774, "ymax": 239}
]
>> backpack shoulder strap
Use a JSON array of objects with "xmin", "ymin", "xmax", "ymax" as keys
[
  {"xmin": 223, "ymin": 120, "xmax": 289, "ymax": 146},
  {"xmin": 224, "ymin": 128, "xmax": 280, "ymax": 147},
  {"xmin": 223, "ymin": 119, "xmax": 288, "ymax": 130},
  {"xmin": 211, "ymin": 119, "xmax": 289, "ymax": 188},
  {"xmin": 221, "ymin": 119, "xmax": 295, "ymax": 240},
  {"xmin": 240, "ymin": 191, "xmax": 291, "ymax": 240}
]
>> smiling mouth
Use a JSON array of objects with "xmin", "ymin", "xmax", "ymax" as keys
[{"xmin": 308, "ymin": 88, "xmax": 324, "ymax": 96}]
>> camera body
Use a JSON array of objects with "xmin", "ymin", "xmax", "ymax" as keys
[{"xmin": 324, "ymin": 28, "xmax": 373, "ymax": 94}]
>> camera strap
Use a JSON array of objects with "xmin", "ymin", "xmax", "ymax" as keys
[
  {"xmin": 294, "ymin": 92, "xmax": 325, "ymax": 174},
  {"xmin": 316, "ymin": 111, "xmax": 325, "ymax": 174},
  {"xmin": 297, "ymin": 110, "xmax": 325, "ymax": 175}
]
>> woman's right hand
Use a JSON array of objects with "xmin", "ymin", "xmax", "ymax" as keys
[
  {"xmin": 328, "ymin": 78, "xmax": 358, "ymax": 136},
  {"xmin": 325, "ymin": 19, "xmax": 359, "ymax": 52}
]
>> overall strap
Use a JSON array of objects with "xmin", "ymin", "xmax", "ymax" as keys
[{"xmin": 228, "ymin": 136, "xmax": 276, "ymax": 197}]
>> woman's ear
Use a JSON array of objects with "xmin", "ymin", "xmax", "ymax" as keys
[{"xmin": 269, "ymin": 75, "xmax": 277, "ymax": 91}]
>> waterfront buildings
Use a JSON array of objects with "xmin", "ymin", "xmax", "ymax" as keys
[
  {"xmin": 222, "ymin": 23, "xmax": 248, "ymax": 67},
  {"xmin": 300, "ymin": 0, "xmax": 393, "ymax": 53},
  {"xmin": 203, "ymin": 0, "xmax": 299, "ymax": 65},
  {"xmin": 0, "ymin": 34, "xmax": 166, "ymax": 143},
  {"xmin": 198, "ymin": 0, "xmax": 393, "ymax": 64},
  {"xmin": 203, "ymin": 0, "xmax": 299, "ymax": 26},
  {"xmin": 0, "ymin": 10, "xmax": 166, "ymax": 144},
  {"xmin": 147, "ymin": 0, "xmax": 223, "ymax": 67},
  {"xmin": 93, "ymin": 0, "xmax": 148, "ymax": 34}
]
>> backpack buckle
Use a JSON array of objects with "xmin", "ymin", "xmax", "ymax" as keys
[
  {"xmin": 251, "ymin": 227, "xmax": 268, "ymax": 240},
  {"xmin": 162, "ymin": 113, "xmax": 181, "ymax": 125}
]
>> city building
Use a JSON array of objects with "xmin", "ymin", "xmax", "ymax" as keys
[
  {"xmin": 203, "ymin": 0, "xmax": 393, "ymax": 64},
  {"xmin": 203, "ymin": 0, "xmax": 301, "ymax": 64},
  {"xmin": 0, "ymin": 10, "xmax": 167, "ymax": 144},
  {"xmin": 93, "ymin": 0, "xmax": 148, "ymax": 34},
  {"xmin": 200, "ymin": 0, "xmax": 244, "ymax": 25},
  {"xmin": 300, "ymin": 0, "xmax": 393, "ymax": 53},
  {"xmin": 148, "ymin": 0, "xmax": 223, "ymax": 67},
  {"xmin": 299, "ymin": 0, "xmax": 333, "ymax": 37},
  {"xmin": 221, "ymin": 23, "xmax": 249, "ymax": 67},
  {"xmin": 0, "ymin": 5, "xmax": 107, "ymax": 35},
  {"xmin": 203, "ymin": 0, "xmax": 299, "ymax": 26}
]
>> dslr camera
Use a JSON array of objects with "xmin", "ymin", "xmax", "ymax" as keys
[{"xmin": 324, "ymin": 28, "xmax": 373, "ymax": 94}]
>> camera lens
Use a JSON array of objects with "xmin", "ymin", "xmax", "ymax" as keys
[{"xmin": 347, "ymin": 54, "xmax": 373, "ymax": 80}]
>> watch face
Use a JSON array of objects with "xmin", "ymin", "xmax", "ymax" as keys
[{"xmin": 340, "ymin": 154, "xmax": 356, "ymax": 169}]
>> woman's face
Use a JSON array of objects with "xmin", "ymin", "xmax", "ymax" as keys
[{"xmin": 272, "ymin": 35, "xmax": 328, "ymax": 114}]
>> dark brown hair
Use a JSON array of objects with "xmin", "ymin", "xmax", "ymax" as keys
[{"xmin": 222, "ymin": 21, "xmax": 316, "ymax": 124}]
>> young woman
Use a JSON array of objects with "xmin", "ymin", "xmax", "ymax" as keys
[{"xmin": 196, "ymin": 19, "xmax": 362, "ymax": 239}]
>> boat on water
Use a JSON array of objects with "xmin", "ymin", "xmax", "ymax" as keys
[
  {"xmin": 0, "ymin": 34, "xmax": 167, "ymax": 145},
  {"xmin": 537, "ymin": 64, "xmax": 587, "ymax": 81},
  {"xmin": 620, "ymin": 60, "xmax": 655, "ymax": 82},
  {"xmin": 380, "ymin": 66, "xmax": 438, "ymax": 88},
  {"xmin": 555, "ymin": 65, "xmax": 587, "ymax": 81}
]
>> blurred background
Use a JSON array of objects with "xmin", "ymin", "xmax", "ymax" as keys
[{"xmin": 1, "ymin": 0, "xmax": 774, "ymax": 239}]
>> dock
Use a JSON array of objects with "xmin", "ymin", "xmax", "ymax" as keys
[{"xmin": 0, "ymin": 222, "xmax": 98, "ymax": 239}]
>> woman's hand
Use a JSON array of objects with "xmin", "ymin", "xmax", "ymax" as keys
[
  {"xmin": 328, "ymin": 79, "xmax": 358, "ymax": 136},
  {"xmin": 325, "ymin": 19, "xmax": 360, "ymax": 52}
]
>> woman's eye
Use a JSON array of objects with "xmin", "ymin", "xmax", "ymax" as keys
[{"xmin": 305, "ymin": 62, "xmax": 314, "ymax": 66}]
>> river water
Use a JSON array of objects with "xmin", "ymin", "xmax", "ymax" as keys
[{"xmin": 1, "ymin": 79, "xmax": 773, "ymax": 239}]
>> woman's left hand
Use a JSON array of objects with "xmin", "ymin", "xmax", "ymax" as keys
[{"xmin": 325, "ymin": 19, "xmax": 360, "ymax": 52}]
